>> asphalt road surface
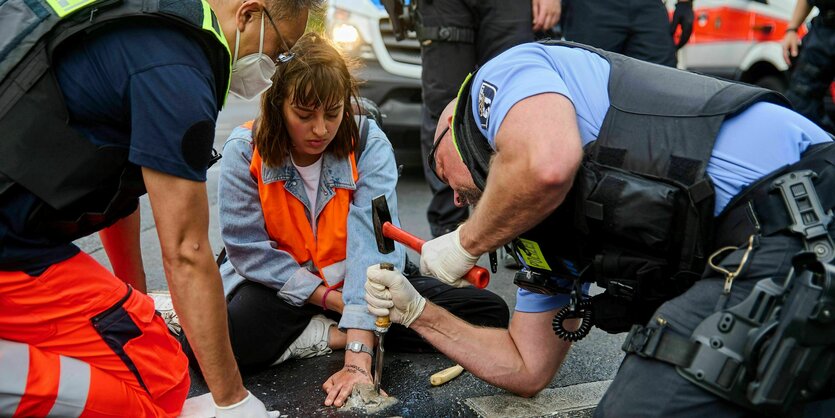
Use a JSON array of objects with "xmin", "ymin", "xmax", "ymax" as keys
[{"xmin": 75, "ymin": 96, "xmax": 624, "ymax": 417}]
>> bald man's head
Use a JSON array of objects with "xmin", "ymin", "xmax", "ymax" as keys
[{"xmin": 430, "ymin": 98, "xmax": 482, "ymax": 207}]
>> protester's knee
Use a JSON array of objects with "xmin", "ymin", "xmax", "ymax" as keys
[{"xmin": 453, "ymin": 287, "xmax": 510, "ymax": 328}]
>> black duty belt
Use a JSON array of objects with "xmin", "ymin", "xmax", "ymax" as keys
[
  {"xmin": 415, "ymin": 25, "xmax": 474, "ymax": 43},
  {"xmin": 714, "ymin": 142, "xmax": 835, "ymax": 249}
]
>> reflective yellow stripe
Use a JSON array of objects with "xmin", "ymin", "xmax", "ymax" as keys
[
  {"xmin": 450, "ymin": 72, "xmax": 473, "ymax": 162},
  {"xmin": 200, "ymin": 0, "xmax": 231, "ymax": 106},
  {"xmin": 45, "ymin": 0, "xmax": 98, "ymax": 18}
]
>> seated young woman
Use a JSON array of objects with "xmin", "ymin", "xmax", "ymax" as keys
[{"xmin": 193, "ymin": 33, "xmax": 509, "ymax": 407}]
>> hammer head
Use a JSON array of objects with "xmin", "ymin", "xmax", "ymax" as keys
[{"xmin": 372, "ymin": 194, "xmax": 394, "ymax": 254}]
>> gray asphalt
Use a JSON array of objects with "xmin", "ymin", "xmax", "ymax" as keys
[{"xmin": 75, "ymin": 97, "xmax": 625, "ymax": 417}]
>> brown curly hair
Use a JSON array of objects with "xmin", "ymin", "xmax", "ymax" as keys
[{"xmin": 254, "ymin": 32, "xmax": 361, "ymax": 167}]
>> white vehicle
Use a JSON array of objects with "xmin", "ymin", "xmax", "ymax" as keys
[
  {"xmin": 677, "ymin": 0, "xmax": 803, "ymax": 91},
  {"xmin": 326, "ymin": 0, "xmax": 423, "ymax": 164}
]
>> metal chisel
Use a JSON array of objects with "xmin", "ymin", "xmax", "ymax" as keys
[{"xmin": 373, "ymin": 262, "xmax": 394, "ymax": 394}]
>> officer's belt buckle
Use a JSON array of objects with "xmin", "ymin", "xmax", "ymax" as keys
[{"xmin": 622, "ymin": 324, "xmax": 663, "ymax": 358}]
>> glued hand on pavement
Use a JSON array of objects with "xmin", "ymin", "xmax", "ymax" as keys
[
  {"xmin": 365, "ymin": 265, "xmax": 426, "ymax": 328},
  {"xmin": 323, "ymin": 361, "xmax": 387, "ymax": 407}
]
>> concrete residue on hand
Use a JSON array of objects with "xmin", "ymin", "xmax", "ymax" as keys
[{"xmin": 338, "ymin": 383, "xmax": 398, "ymax": 414}]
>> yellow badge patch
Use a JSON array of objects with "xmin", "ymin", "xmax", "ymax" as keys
[
  {"xmin": 516, "ymin": 238, "xmax": 551, "ymax": 271},
  {"xmin": 46, "ymin": 0, "xmax": 97, "ymax": 18}
]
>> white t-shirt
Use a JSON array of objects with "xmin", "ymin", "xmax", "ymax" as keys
[{"xmin": 293, "ymin": 155, "xmax": 323, "ymax": 235}]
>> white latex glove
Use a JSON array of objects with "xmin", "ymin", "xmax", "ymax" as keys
[
  {"xmin": 419, "ymin": 226, "xmax": 479, "ymax": 287},
  {"xmin": 365, "ymin": 264, "xmax": 426, "ymax": 328},
  {"xmin": 213, "ymin": 391, "xmax": 279, "ymax": 418}
]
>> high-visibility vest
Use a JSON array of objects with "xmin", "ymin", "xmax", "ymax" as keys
[
  {"xmin": 247, "ymin": 123, "xmax": 360, "ymax": 288},
  {"xmin": 0, "ymin": 0, "xmax": 231, "ymax": 241}
]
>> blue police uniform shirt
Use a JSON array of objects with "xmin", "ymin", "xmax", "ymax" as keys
[
  {"xmin": 469, "ymin": 43, "xmax": 833, "ymax": 313},
  {"xmin": 0, "ymin": 22, "xmax": 219, "ymax": 273}
]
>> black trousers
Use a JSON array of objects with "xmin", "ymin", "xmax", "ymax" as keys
[
  {"xmin": 418, "ymin": 0, "xmax": 534, "ymax": 237},
  {"xmin": 785, "ymin": 19, "xmax": 835, "ymax": 133},
  {"xmin": 183, "ymin": 272, "xmax": 509, "ymax": 374},
  {"xmin": 562, "ymin": 0, "xmax": 676, "ymax": 67},
  {"xmin": 596, "ymin": 231, "xmax": 830, "ymax": 417}
]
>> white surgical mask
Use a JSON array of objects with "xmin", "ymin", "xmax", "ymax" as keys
[{"xmin": 229, "ymin": 12, "xmax": 275, "ymax": 100}]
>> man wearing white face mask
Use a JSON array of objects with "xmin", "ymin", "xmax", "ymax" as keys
[
  {"xmin": 0, "ymin": 0, "xmax": 318, "ymax": 417},
  {"xmin": 230, "ymin": 7, "xmax": 281, "ymax": 100}
]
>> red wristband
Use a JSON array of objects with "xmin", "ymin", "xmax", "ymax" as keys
[{"xmin": 322, "ymin": 287, "xmax": 335, "ymax": 311}]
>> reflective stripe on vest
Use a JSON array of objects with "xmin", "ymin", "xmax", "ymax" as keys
[
  {"xmin": 0, "ymin": 339, "xmax": 91, "ymax": 418},
  {"xmin": 246, "ymin": 124, "xmax": 359, "ymax": 288},
  {"xmin": 197, "ymin": 0, "xmax": 231, "ymax": 106}
]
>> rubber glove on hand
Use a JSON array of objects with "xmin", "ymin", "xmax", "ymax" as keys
[
  {"xmin": 365, "ymin": 264, "xmax": 426, "ymax": 328},
  {"xmin": 214, "ymin": 391, "xmax": 279, "ymax": 418},
  {"xmin": 670, "ymin": 1, "xmax": 694, "ymax": 50},
  {"xmin": 419, "ymin": 226, "xmax": 479, "ymax": 287}
]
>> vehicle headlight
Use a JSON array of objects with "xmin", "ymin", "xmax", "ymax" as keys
[
  {"xmin": 328, "ymin": 8, "xmax": 375, "ymax": 60},
  {"xmin": 333, "ymin": 23, "xmax": 361, "ymax": 49}
]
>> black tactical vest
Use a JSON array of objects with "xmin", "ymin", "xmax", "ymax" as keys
[
  {"xmin": 453, "ymin": 40, "xmax": 789, "ymax": 329},
  {"xmin": 0, "ymin": 0, "xmax": 231, "ymax": 241}
]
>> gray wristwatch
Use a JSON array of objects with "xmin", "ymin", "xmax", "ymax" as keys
[{"xmin": 345, "ymin": 341, "xmax": 374, "ymax": 357}]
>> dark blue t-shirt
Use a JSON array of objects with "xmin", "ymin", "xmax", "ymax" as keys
[{"xmin": 0, "ymin": 22, "xmax": 219, "ymax": 273}]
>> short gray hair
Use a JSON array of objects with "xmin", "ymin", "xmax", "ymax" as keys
[{"xmin": 268, "ymin": 0, "xmax": 323, "ymax": 20}]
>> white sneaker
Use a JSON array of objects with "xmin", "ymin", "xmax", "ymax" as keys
[
  {"xmin": 272, "ymin": 314, "xmax": 336, "ymax": 365},
  {"xmin": 148, "ymin": 291, "xmax": 181, "ymax": 336}
]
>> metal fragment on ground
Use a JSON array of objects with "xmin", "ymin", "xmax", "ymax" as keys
[{"xmin": 338, "ymin": 383, "xmax": 398, "ymax": 414}]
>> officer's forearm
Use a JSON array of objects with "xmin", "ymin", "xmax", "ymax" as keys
[
  {"xmin": 412, "ymin": 303, "xmax": 567, "ymax": 397},
  {"xmin": 459, "ymin": 93, "xmax": 582, "ymax": 255},
  {"xmin": 461, "ymin": 155, "xmax": 569, "ymax": 255}
]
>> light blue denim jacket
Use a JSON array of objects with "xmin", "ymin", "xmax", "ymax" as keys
[{"xmin": 217, "ymin": 119, "xmax": 405, "ymax": 331}]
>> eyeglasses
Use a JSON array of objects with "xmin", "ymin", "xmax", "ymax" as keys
[
  {"xmin": 263, "ymin": 9, "xmax": 296, "ymax": 64},
  {"xmin": 427, "ymin": 125, "xmax": 449, "ymax": 183}
]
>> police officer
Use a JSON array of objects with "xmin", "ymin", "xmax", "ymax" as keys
[
  {"xmin": 562, "ymin": 0, "xmax": 692, "ymax": 67},
  {"xmin": 415, "ymin": 0, "xmax": 559, "ymax": 238},
  {"xmin": 784, "ymin": 0, "xmax": 835, "ymax": 133},
  {"xmin": 0, "ymin": 0, "xmax": 316, "ymax": 416},
  {"xmin": 365, "ymin": 40, "xmax": 835, "ymax": 416}
]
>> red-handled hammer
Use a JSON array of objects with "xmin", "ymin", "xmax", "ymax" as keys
[{"xmin": 371, "ymin": 195, "xmax": 489, "ymax": 288}]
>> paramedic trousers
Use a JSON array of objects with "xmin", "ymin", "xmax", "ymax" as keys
[{"xmin": 0, "ymin": 252, "xmax": 189, "ymax": 418}]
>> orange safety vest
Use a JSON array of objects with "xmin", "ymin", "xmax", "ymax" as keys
[{"xmin": 246, "ymin": 123, "xmax": 359, "ymax": 288}]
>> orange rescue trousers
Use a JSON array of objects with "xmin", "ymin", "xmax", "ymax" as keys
[{"xmin": 0, "ymin": 252, "xmax": 189, "ymax": 417}]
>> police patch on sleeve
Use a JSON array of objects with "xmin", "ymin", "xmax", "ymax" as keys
[{"xmin": 478, "ymin": 81, "xmax": 497, "ymax": 130}]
